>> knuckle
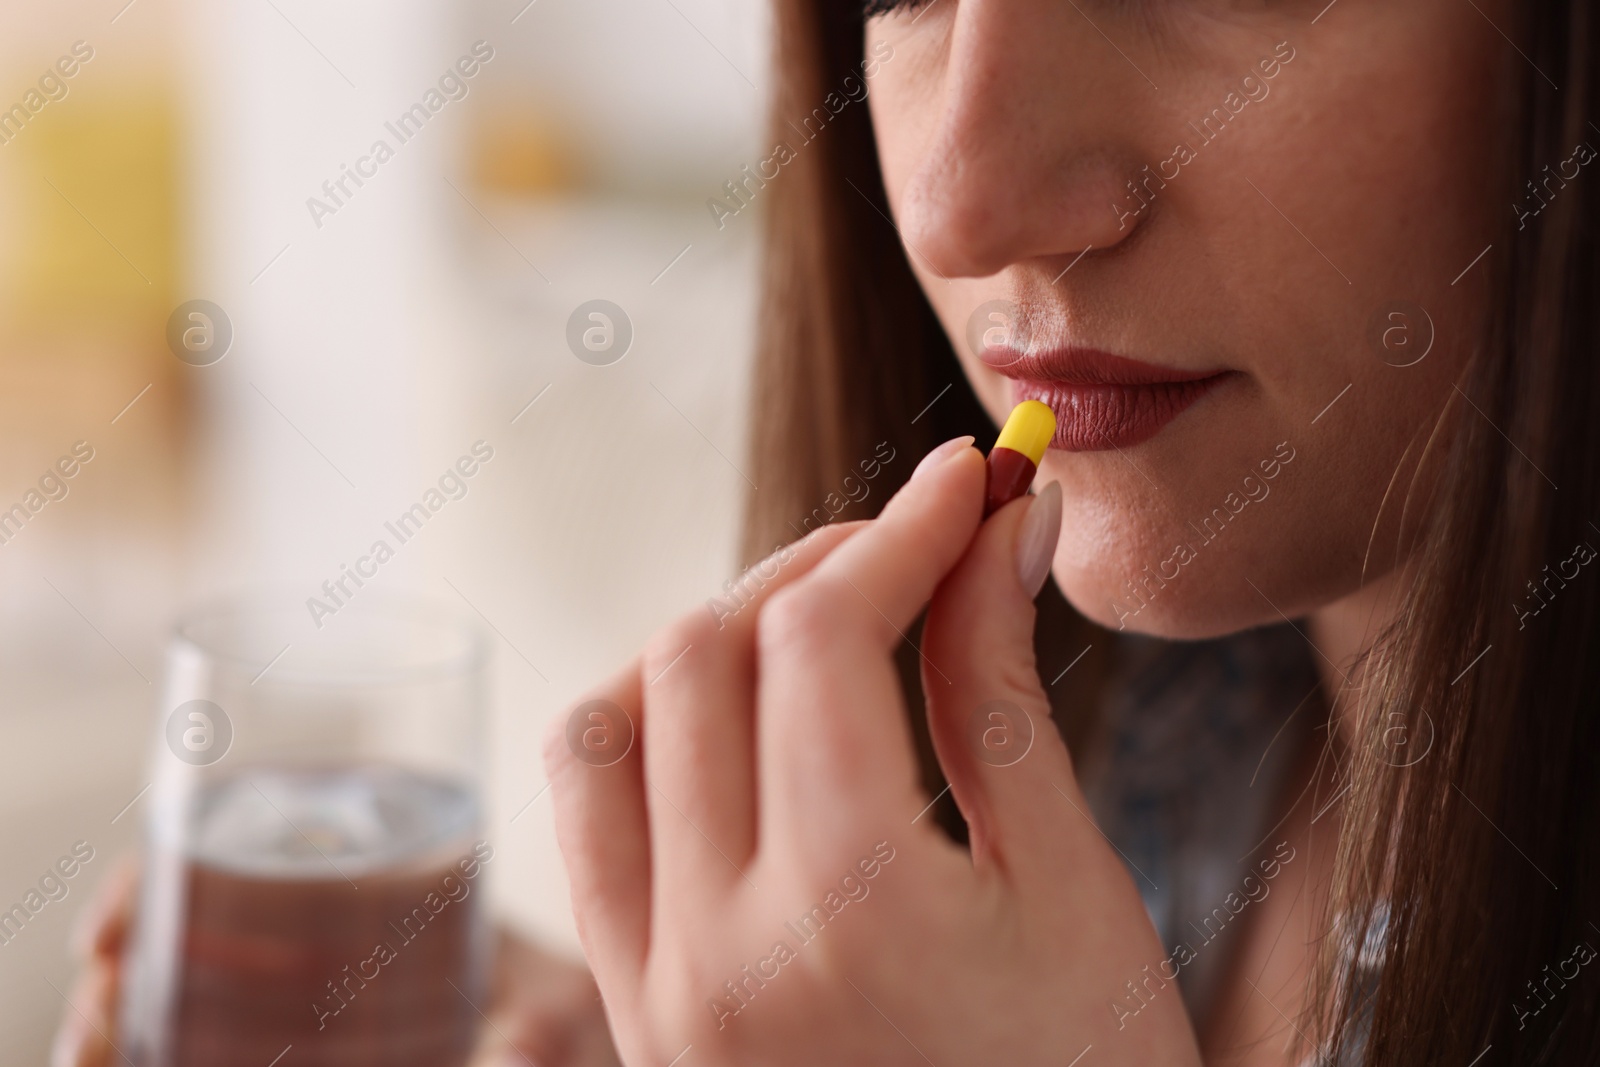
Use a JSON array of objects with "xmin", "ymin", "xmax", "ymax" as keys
[
  {"xmin": 642, "ymin": 610, "xmax": 718, "ymax": 683},
  {"xmin": 550, "ymin": 691, "xmax": 638, "ymax": 771},
  {"xmin": 757, "ymin": 579, "xmax": 855, "ymax": 660}
]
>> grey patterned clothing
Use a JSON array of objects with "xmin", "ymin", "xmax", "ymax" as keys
[{"xmin": 1077, "ymin": 625, "xmax": 1322, "ymax": 1033}]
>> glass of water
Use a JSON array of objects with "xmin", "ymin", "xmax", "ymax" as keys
[{"xmin": 120, "ymin": 593, "xmax": 491, "ymax": 1067}]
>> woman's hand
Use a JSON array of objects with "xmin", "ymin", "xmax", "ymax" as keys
[
  {"xmin": 471, "ymin": 935, "xmax": 624, "ymax": 1067},
  {"xmin": 51, "ymin": 857, "xmax": 137, "ymax": 1067},
  {"xmin": 50, "ymin": 858, "xmax": 622, "ymax": 1067},
  {"xmin": 545, "ymin": 440, "xmax": 1203, "ymax": 1067}
]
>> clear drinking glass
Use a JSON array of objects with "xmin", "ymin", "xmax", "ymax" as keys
[{"xmin": 121, "ymin": 594, "xmax": 490, "ymax": 1067}]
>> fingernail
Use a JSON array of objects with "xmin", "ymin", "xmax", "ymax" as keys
[
  {"xmin": 1015, "ymin": 481, "xmax": 1062, "ymax": 598},
  {"xmin": 911, "ymin": 436, "xmax": 976, "ymax": 483}
]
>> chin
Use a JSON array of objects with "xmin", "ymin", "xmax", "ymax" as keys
[
  {"xmin": 1051, "ymin": 565, "xmax": 1260, "ymax": 641},
  {"xmin": 1031, "ymin": 420, "xmax": 1332, "ymax": 639},
  {"xmin": 1043, "ymin": 508, "xmax": 1319, "ymax": 641},
  {"xmin": 1046, "ymin": 507, "xmax": 1378, "ymax": 641},
  {"xmin": 1057, "ymin": 579, "xmax": 1271, "ymax": 640}
]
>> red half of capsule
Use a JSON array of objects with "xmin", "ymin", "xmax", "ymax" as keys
[{"xmin": 983, "ymin": 447, "xmax": 1037, "ymax": 518}]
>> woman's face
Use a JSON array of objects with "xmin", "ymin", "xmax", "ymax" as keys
[{"xmin": 866, "ymin": 0, "xmax": 1511, "ymax": 638}]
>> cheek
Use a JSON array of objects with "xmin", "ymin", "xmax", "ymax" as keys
[
  {"xmin": 865, "ymin": 24, "xmax": 945, "ymax": 211},
  {"xmin": 1059, "ymin": 24, "xmax": 1500, "ymax": 633}
]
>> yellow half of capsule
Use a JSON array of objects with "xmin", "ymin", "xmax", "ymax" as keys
[{"xmin": 993, "ymin": 400, "xmax": 1056, "ymax": 466}]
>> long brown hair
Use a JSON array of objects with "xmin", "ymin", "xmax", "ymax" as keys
[
  {"xmin": 742, "ymin": 1, "xmax": 1600, "ymax": 1064},
  {"xmin": 1315, "ymin": 2, "xmax": 1600, "ymax": 1063}
]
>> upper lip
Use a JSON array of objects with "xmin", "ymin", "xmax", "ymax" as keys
[{"xmin": 980, "ymin": 346, "xmax": 1225, "ymax": 387}]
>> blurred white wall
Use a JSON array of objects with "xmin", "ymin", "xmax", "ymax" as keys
[
  {"xmin": 0, "ymin": 0, "xmax": 773, "ymax": 1061},
  {"xmin": 476, "ymin": 0, "xmax": 769, "ymax": 192},
  {"xmin": 176, "ymin": 0, "xmax": 772, "ymax": 952}
]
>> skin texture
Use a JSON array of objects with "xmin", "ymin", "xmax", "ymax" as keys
[{"xmin": 869, "ymin": 0, "xmax": 1509, "ymax": 639}]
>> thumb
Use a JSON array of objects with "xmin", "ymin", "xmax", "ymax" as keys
[{"xmin": 921, "ymin": 480, "xmax": 1077, "ymax": 870}]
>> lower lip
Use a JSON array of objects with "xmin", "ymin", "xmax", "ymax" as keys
[{"xmin": 1012, "ymin": 375, "xmax": 1229, "ymax": 451}]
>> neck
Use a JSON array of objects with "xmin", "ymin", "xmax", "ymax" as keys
[{"xmin": 1307, "ymin": 565, "xmax": 1411, "ymax": 749}]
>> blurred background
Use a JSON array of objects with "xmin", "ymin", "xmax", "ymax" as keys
[{"xmin": 0, "ymin": 0, "xmax": 770, "ymax": 1059}]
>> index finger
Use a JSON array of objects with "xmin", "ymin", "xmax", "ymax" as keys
[
  {"xmin": 546, "ymin": 521, "xmax": 870, "ymax": 994},
  {"xmin": 756, "ymin": 442, "xmax": 986, "ymax": 849},
  {"xmin": 49, "ymin": 962, "xmax": 119, "ymax": 1067},
  {"xmin": 70, "ymin": 856, "xmax": 138, "ymax": 962}
]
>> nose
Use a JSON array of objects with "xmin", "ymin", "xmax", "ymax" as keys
[{"xmin": 894, "ymin": 1, "xmax": 1153, "ymax": 279}]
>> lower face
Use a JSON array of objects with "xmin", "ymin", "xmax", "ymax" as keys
[{"xmin": 866, "ymin": 0, "xmax": 1513, "ymax": 638}]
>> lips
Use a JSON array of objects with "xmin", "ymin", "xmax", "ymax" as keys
[{"xmin": 981, "ymin": 346, "xmax": 1230, "ymax": 451}]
